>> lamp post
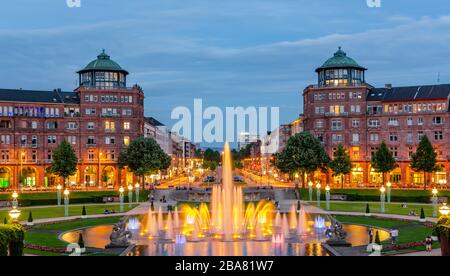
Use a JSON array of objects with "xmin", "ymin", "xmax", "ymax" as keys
[
  {"xmin": 316, "ymin": 183, "xmax": 321, "ymax": 207},
  {"xmin": 386, "ymin": 181, "xmax": 392, "ymax": 203},
  {"xmin": 9, "ymin": 206, "xmax": 21, "ymax": 223},
  {"xmin": 295, "ymin": 174, "xmax": 299, "ymax": 191},
  {"xmin": 380, "ymin": 186, "xmax": 386, "ymax": 213},
  {"xmin": 308, "ymin": 181, "xmax": 313, "ymax": 202},
  {"xmin": 64, "ymin": 189, "xmax": 70, "ymax": 217},
  {"xmin": 432, "ymin": 188, "xmax": 439, "ymax": 217},
  {"xmin": 128, "ymin": 185, "xmax": 133, "ymax": 208},
  {"xmin": 56, "ymin": 184, "xmax": 62, "ymax": 206},
  {"xmin": 325, "ymin": 185, "xmax": 331, "ymax": 211},
  {"xmin": 12, "ymin": 191, "xmax": 18, "ymax": 208},
  {"xmin": 439, "ymin": 203, "xmax": 450, "ymax": 217},
  {"xmin": 135, "ymin": 183, "xmax": 140, "ymax": 203},
  {"xmin": 20, "ymin": 152, "xmax": 25, "ymax": 190},
  {"xmin": 119, "ymin": 186, "xmax": 125, "ymax": 213}
]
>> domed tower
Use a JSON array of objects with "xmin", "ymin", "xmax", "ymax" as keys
[
  {"xmin": 77, "ymin": 50, "xmax": 129, "ymax": 89},
  {"xmin": 316, "ymin": 47, "xmax": 366, "ymax": 87}
]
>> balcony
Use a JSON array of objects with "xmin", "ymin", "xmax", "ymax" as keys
[
  {"xmin": 325, "ymin": 112, "xmax": 348, "ymax": 117},
  {"xmin": 86, "ymin": 143, "xmax": 97, "ymax": 148}
]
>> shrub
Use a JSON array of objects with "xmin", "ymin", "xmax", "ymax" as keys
[
  {"xmin": 28, "ymin": 212, "xmax": 33, "ymax": 223},
  {"xmin": 82, "ymin": 206, "xmax": 87, "ymax": 216},
  {"xmin": 420, "ymin": 208, "xmax": 426, "ymax": 219},
  {"xmin": 366, "ymin": 204, "xmax": 371, "ymax": 214},
  {"xmin": 0, "ymin": 224, "xmax": 25, "ymax": 256},
  {"xmin": 3, "ymin": 217, "xmax": 7, "ymax": 224},
  {"xmin": 78, "ymin": 233, "xmax": 85, "ymax": 249},
  {"xmin": 375, "ymin": 231, "xmax": 381, "ymax": 245}
]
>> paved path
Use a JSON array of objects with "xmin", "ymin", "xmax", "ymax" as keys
[{"xmin": 396, "ymin": 249, "xmax": 441, "ymax": 256}]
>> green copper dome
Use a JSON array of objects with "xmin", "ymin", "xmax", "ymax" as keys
[
  {"xmin": 316, "ymin": 47, "xmax": 366, "ymax": 72},
  {"xmin": 78, "ymin": 50, "xmax": 128, "ymax": 74}
]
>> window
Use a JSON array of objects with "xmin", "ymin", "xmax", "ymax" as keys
[
  {"xmin": 0, "ymin": 135, "xmax": 10, "ymax": 145},
  {"xmin": 407, "ymin": 133, "xmax": 413, "ymax": 144},
  {"xmin": 368, "ymin": 119, "xmax": 380, "ymax": 128},
  {"xmin": 352, "ymin": 133, "xmax": 360, "ymax": 143},
  {"xmin": 350, "ymin": 105, "xmax": 361, "ymax": 113},
  {"xmin": 87, "ymin": 136, "xmax": 96, "ymax": 145},
  {"xmin": 390, "ymin": 147, "xmax": 398, "ymax": 158},
  {"xmin": 433, "ymin": 117, "xmax": 443, "ymax": 125},
  {"xmin": 388, "ymin": 118, "xmax": 399, "ymax": 126},
  {"xmin": 47, "ymin": 150, "xmax": 53, "ymax": 161},
  {"xmin": 418, "ymin": 131, "xmax": 425, "ymax": 142},
  {"xmin": 105, "ymin": 136, "xmax": 116, "ymax": 145},
  {"xmin": 315, "ymin": 106, "xmax": 325, "ymax": 114},
  {"xmin": 32, "ymin": 150, "xmax": 37, "ymax": 161},
  {"xmin": 67, "ymin": 136, "xmax": 76, "ymax": 145},
  {"xmin": 0, "ymin": 120, "xmax": 11, "ymax": 129},
  {"xmin": 67, "ymin": 122, "xmax": 77, "ymax": 130},
  {"xmin": 330, "ymin": 105, "xmax": 345, "ymax": 115},
  {"xmin": 331, "ymin": 134, "xmax": 343, "ymax": 143},
  {"xmin": 122, "ymin": 108, "xmax": 133, "ymax": 116},
  {"xmin": 105, "ymin": 121, "xmax": 116, "ymax": 131},
  {"xmin": 407, "ymin": 118, "xmax": 413, "ymax": 126},
  {"xmin": 88, "ymin": 150, "xmax": 95, "ymax": 160},
  {"xmin": 352, "ymin": 119, "xmax": 360, "ymax": 128},
  {"xmin": 85, "ymin": 108, "xmax": 96, "ymax": 115},
  {"xmin": 123, "ymin": 122, "xmax": 130, "ymax": 130},
  {"xmin": 20, "ymin": 135, "xmax": 27, "ymax": 146},
  {"xmin": 315, "ymin": 120, "xmax": 324, "ymax": 129},
  {"xmin": 435, "ymin": 131, "xmax": 444, "ymax": 140},
  {"xmin": 370, "ymin": 133, "xmax": 379, "ymax": 143},
  {"xmin": 331, "ymin": 120, "xmax": 343, "ymax": 131},
  {"xmin": 31, "ymin": 136, "xmax": 38, "ymax": 147},
  {"xmin": 31, "ymin": 121, "xmax": 38, "ymax": 129},
  {"xmin": 418, "ymin": 117, "xmax": 424, "ymax": 126},
  {"xmin": 123, "ymin": 136, "xmax": 130, "ymax": 146},
  {"xmin": 87, "ymin": 122, "xmax": 95, "ymax": 129},
  {"xmin": 389, "ymin": 133, "xmax": 398, "ymax": 142},
  {"xmin": 46, "ymin": 122, "xmax": 57, "ymax": 129},
  {"xmin": 47, "ymin": 136, "xmax": 57, "ymax": 144}
]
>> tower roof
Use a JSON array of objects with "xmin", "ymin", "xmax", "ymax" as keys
[
  {"xmin": 316, "ymin": 47, "xmax": 366, "ymax": 72},
  {"xmin": 77, "ymin": 50, "xmax": 128, "ymax": 74}
]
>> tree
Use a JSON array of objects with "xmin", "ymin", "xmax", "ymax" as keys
[
  {"xmin": 374, "ymin": 231, "xmax": 381, "ymax": 245},
  {"xmin": 118, "ymin": 138, "xmax": 171, "ymax": 186},
  {"xmin": 366, "ymin": 204, "xmax": 371, "ymax": 215},
  {"xmin": 78, "ymin": 233, "xmax": 85, "ymax": 249},
  {"xmin": 27, "ymin": 212, "xmax": 33, "ymax": 223},
  {"xmin": 3, "ymin": 217, "xmax": 7, "ymax": 224},
  {"xmin": 275, "ymin": 132, "xmax": 329, "ymax": 189},
  {"xmin": 82, "ymin": 206, "xmax": 87, "ymax": 217},
  {"xmin": 371, "ymin": 142, "xmax": 396, "ymax": 187},
  {"xmin": 329, "ymin": 144, "xmax": 352, "ymax": 189},
  {"xmin": 420, "ymin": 208, "xmax": 426, "ymax": 220},
  {"xmin": 410, "ymin": 135, "xmax": 440, "ymax": 190},
  {"xmin": 47, "ymin": 140, "xmax": 78, "ymax": 188}
]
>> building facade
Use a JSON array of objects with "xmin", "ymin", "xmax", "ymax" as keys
[
  {"xmin": 302, "ymin": 47, "xmax": 450, "ymax": 189},
  {"xmin": 0, "ymin": 51, "xmax": 145, "ymax": 190}
]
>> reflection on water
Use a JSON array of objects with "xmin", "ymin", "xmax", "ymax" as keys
[
  {"xmin": 61, "ymin": 225, "xmax": 113, "ymax": 249},
  {"xmin": 60, "ymin": 223, "xmax": 389, "ymax": 255},
  {"xmin": 128, "ymin": 241, "xmax": 328, "ymax": 256}
]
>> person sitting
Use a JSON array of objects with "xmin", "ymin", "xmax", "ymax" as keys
[{"xmin": 104, "ymin": 209, "xmax": 110, "ymax": 214}]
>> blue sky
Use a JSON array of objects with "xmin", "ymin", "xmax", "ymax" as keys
[{"xmin": 1, "ymin": 0, "xmax": 450, "ymax": 133}]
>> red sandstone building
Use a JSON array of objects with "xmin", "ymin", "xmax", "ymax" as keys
[
  {"xmin": 302, "ymin": 47, "xmax": 450, "ymax": 189},
  {"xmin": 0, "ymin": 51, "xmax": 145, "ymax": 190}
]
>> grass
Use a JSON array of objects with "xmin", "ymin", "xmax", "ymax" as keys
[
  {"xmin": 335, "ymin": 215, "xmax": 437, "ymax": 252},
  {"xmin": 0, "ymin": 204, "xmax": 138, "ymax": 221},
  {"xmin": 323, "ymin": 202, "xmax": 435, "ymax": 217},
  {"xmin": 300, "ymin": 188, "xmax": 450, "ymax": 203},
  {"xmin": 24, "ymin": 217, "xmax": 122, "ymax": 256}
]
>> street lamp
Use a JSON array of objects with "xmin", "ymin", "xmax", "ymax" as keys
[
  {"xmin": 9, "ymin": 206, "xmax": 21, "ymax": 223},
  {"xmin": 64, "ymin": 189, "xmax": 70, "ymax": 217},
  {"xmin": 12, "ymin": 191, "xmax": 18, "ymax": 207},
  {"xmin": 295, "ymin": 174, "xmax": 299, "ymax": 191},
  {"xmin": 439, "ymin": 203, "xmax": 450, "ymax": 217},
  {"xmin": 308, "ymin": 181, "xmax": 314, "ymax": 202},
  {"xmin": 380, "ymin": 186, "xmax": 386, "ymax": 213},
  {"xmin": 56, "ymin": 184, "xmax": 62, "ymax": 206},
  {"xmin": 316, "ymin": 183, "xmax": 322, "ymax": 207},
  {"xmin": 432, "ymin": 188, "xmax": 439, "ymax": 217},
  {"xmin": 128, "ymin": 185, "xmax": 133, "ymax": 208},
  {"xmin": 20, "ymin": 152, "xmax": 25, "ymax": 190},
  {"xmin": 135, "ymin": 183, "xmax": 140, "ymax": 203},
  {"xmin": 325, "ymin": 185, "xmax": 331, "ymax": 211},
  {"xmin": 386, "ymin": 181, "xmax": 392, "ymax": 203},
  {"xmin": 119, "ymin": 186, "xmax": 125, "ymax": 213}
]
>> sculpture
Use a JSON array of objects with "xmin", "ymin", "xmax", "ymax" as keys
[
  {"xmin": 325, "ymin": 219, "xmax": 351, "ymax": 247},
  {"xmin": 106, "ymin": 218, "xmax": 132, "ymax": 248}
]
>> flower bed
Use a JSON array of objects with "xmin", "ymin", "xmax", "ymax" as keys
[
  {"xmin": 24, "ymin": 244, "xmax": 66, "ymax": 254},
  {"xmin": 384, "ymin": 241, "xmax": 426, "ymax": 251}
]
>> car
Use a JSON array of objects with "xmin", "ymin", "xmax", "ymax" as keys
[
  {"xmin": 233, "ymin": 176, "xmax": 244, "ymax": 182},
  {"xmin": 203, "ymin": 176, "xmax": 216, "ymax": 183}
]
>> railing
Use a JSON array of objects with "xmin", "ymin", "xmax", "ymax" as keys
[{"xmin": 325, "ymin": 112, "xmax": 349, "ymax": 117}]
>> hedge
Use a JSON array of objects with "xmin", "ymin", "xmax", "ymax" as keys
[
  {"xmin": 0, "ymin": 224, "xmax": 25, "ymax": 256},
  {"xmin": 433, "ymin": 217, "xmax": 450, "ymax": 239}
]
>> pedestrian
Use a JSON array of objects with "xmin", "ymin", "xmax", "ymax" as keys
[
  {"xmin": 390, "ymin": 229, "xmax": 399, "ymax": 244},
  {"xmin": 425, "ymin": 236, "xmax": 433, "ymax": 252}
]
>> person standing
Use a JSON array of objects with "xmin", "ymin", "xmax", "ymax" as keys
[
  {"xmin": 368, "ymin": 228, "xmax": 374, "ymax": 244},
  {"xmin": 390, "ymin": 229, "xmax": 399, "ymax": 244},
  {"xmin": 425, "ymin": 236, "xmax": 433, "ymax": 252}
]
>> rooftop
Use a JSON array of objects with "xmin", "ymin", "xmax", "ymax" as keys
[
  {"xmin": 368, "ymin": 84, "xmax": 450, "ymax": 102},
  {"xmin": 316, "ymin": 47, "xmax": 366, "ymax": 72},
  {"xmin": 0, "ymin": 88, "xmax": 79, "ymax": 104},
  {"xmin": 77, "ymin": 50, "xmax": 128, "ymax": 74}
]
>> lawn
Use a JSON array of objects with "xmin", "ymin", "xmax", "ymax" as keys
[
  {"xmin": 322, "ymin": 202, "xmax": 436, "ymax": 217},
  {"xmin": 335, "ymin": 215, "xmax": 437, "ymax": 253},
  {"xmin": 300, "ymin": 188, "xmax": 450, "ymax": 203},
  {"xmin": 24, "ymin": 217, "xmax": 122, "ymax": 256},
  {"xmin": 0, "ymin": 203, "xmax": 138, "ymax": 222}
]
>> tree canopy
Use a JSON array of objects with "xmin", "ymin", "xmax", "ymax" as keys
[
  {"xmin": 118, "ymin": 138, "xmax": 171, "ymax": 180},
  {"xmin": 371, "ymin": 142, "xmax": 397, "ymax": 185},
  {"xmin": 411, "ymin": 135, "xmax": 440, "ymax": 190},
  {"xmin": 329, "ymin": 144, "xmax": 352, "ymax": 189},
  {"xmin": 47, "ymin": 140, "xmax": 78, "ymax": 186}
]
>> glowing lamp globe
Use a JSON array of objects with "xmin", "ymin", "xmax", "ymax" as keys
[
  {"xmin": 135, "ymin": 183, "xmax": 140, "ymax": 189},
  {"xmin": 295, "ymin": 174, "xmax": 299, "ymax": 179},
  {"xmin": 316, "ymin": 183, "xmax": 321, "ymax": 189},
  {"xmin": 325, "ymin": 185, "xmax": 331, "ymax": 192},
  {"xmin": 63, "ymin": 189, "xmax": 70, "ymax": 196},
  {"xmin": 12, "ymin": 191, "xmax": 18, "ymax": 200},
  {"xmin": 308, "ymin": 181, "xmax": 313, "ymax": 188},
  {"xmin": 128, "ymin": 185, "xmax": 133, "ymax": 191},
  {"xmin": 380, "ymin": 186, "xmax": 386, "ymax": 193},
  {"xmin": 57, "ymin": 184, "xmax": 62, "ymax": 191},
  {"xmin": 119, "ymin": 187, "xmax": 125, "ymax": 194},
  {"xmin": 9, "ymin": 207, "xmax": 21, "ymax": 220},
  {"xmin": 386, "ymin": 181, "xmax": 392, "ymax": 188},
  {"xmin": 432, "ymin": 188, "xmax": 438, "ymax": 196},
  {"xmin": 439, "ymin": 203, "xmax": 450, "ymax": 216}
]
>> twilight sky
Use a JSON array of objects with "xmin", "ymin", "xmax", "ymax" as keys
[{"xmin": 1, "ymin": 0, "xmax": 450, "ymax": 135}]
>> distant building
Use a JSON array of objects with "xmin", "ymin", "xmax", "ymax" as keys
[
  {"xmin": 301, "ymin": 47, "xmax": 450, "ymax": 188},
  {"xmin": 238, "ymin": 132, "xmax": 259, "ymax": 150},
  {"xmin": 144, "ymin": 117, "xmax": 170, "ymax": 155}
]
